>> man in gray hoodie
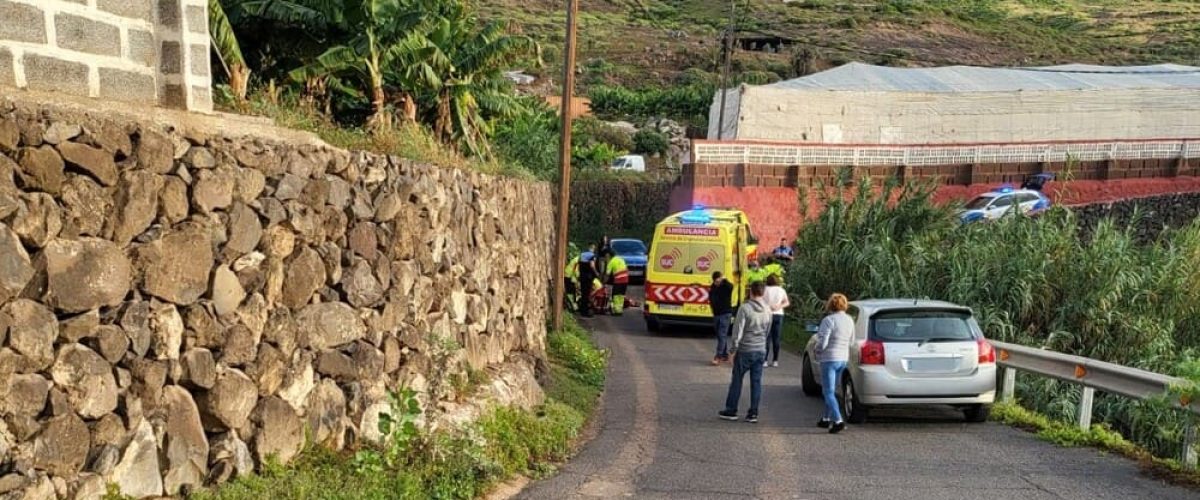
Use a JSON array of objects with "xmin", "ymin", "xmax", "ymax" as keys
[{"xmin": 718, "ymin": 281, "xmax": 772, "ymax": 423}]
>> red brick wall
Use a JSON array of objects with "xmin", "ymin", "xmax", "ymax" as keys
[
  {"xmin": 672, "ymin": 159, "xmax": 1200, "ymax": 246},
  {"xmin": 670, "ymin": 186, "xmax": 802, "ymax": 246}
]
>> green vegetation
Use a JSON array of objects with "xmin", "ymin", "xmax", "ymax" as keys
[
  {"xmin": 786, "ymin": 173, "xmax": 1200, "ymax": 460},
  {"xmin": 991, "ymin": 402, "xmax": 1200, "ymax": 488},
  {"xmin": 569, "ymin": 175, "xmax": 673, "ymax": 245},
  {"xmin": 474, "ymin": 0, "xmax": 1200, "ymax": 129},
  {"xmin": 195, "ymin": 317, "xmax": 607, "ymax": 499}
]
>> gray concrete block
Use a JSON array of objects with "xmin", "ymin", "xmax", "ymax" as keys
[
  {"xmin": 159, "ymin": 41, "xmax": 181, "ymax": 74},
  {"xmin": 55, "ymin": 13, "xmax": 121, "ymax": 57},
  {"xmin": 0, "ymin": 0, "xmax": 47, "ymax": 44},
  {"xmin": 0, "ymin": 47, "xmax": 13, "ymax": 88},
  {"xmin": 188, "ymin": 43, "xmax": 209, "ymax": 78},
  {"xmin": 160, "ymin": 83, "xmax": 186, "ymax": 108},
  {"xmin": 128, "ymin": 29, "xmax": 156, "ymax": 67},
  {"xmin": 23, "ymin": 55, "xmax": 90, "ymax": 96},
  {"xmin": 185, "ymin": 5, "xmax": 207, "ymax": 34},
  {"xmin": 98, "ymin": 0, "xmax": 154, "ymax": 23},
  {"xmin": 99, "ymin": 68, "xmax": 156, "ymax": 102},
  {"xmin": 158, "ymin": 0, "xmax": 180, "ymax": 28},
  {"xmin": 190, "ymin": 84, "xmax": 212, "ymax": 111}
]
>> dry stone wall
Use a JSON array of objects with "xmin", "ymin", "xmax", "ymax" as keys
[{"xmin": 0, "ymin": 97, "xmax": 554, "ymax": 499}]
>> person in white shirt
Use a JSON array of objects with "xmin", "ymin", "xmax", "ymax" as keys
[{"xmin": 762, "ymin": 275, "xmax": 789, "ymax": 367}]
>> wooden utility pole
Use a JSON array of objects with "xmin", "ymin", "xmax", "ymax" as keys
[
  {"xmin": 552, "ymin": 0, "xmax": 580, "ymax": 332},
  {"xmin": 715, "ymin": 0, "xmax": 737, "ymax": 140}
]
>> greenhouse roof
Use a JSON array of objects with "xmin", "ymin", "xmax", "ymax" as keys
[{"xmin": 767, "ymin": 62, "xmax": 1200, "ymax": 92}]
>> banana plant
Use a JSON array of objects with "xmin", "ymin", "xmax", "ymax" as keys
[
  {"xmin": 283, "ymin": 0, "xmax": 446, "ymax": 129},
  {"xmin": 209, "ymin": 0, "xmax": 251, "ymax": 100},
  {"xmin": 406, "ymin": 5, "xmax": 540, "ymax": 156}
]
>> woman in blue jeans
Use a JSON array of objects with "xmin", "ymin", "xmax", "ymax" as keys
[{"xmin": 813, "ymin": 293, "xmax": 854, "ymax": 434}]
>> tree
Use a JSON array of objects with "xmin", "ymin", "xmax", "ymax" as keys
[
  {"xmin": 209, "ymin": 0, "xmax": 251, "ymax": 100},
  {"xmin": 250, "ymin": 0, "xmax": 437, "ymax": 128},
  {"xmin": 407, "ymin": 5, "xmax": 539, "ymax": 156}
]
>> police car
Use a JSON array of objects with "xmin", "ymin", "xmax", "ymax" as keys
[
  {"xmin": 958, "ymin": 173, "xmax": 1055, "ymax": 224},
  {"xmin": 958, "ymin": 186, "xmax": 1051, "ymax": 224}
]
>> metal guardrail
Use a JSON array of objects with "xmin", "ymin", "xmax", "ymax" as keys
[{"xmin": 992, "ymin": 340, "xmax": 1198, "ymax": 468}]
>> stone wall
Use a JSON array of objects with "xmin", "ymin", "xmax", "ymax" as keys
[
  {"xmin": 0, "ymin": 96, "xmax": 553, "ymax": 498},
  {"xmin": 1074, "ymin": 192, "xmax": 1200, "ymax": 242},
  {"xmin": 0, "ymin": 0, "xmax": 212, "ymax": 111}
]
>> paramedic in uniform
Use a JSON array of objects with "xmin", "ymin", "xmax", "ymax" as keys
[
  {"xmin": 601, "ymin": 248, "xmax": 629, "ymax": 315},
  {"xmin": 578, "ymin": 244, "xmax": 598, "ymax": 317}
]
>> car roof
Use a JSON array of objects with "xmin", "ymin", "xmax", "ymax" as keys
[
  {"xmin": 850, "ymin": 298, "xmax": 972, "ymax": 314},
  {"xmin": 610, "ymin": 238, "xmax": 643, "ymax": 243},
  {"xmin": 975, "ymin": 188, "xmax": 1044, "ymax": 198}
]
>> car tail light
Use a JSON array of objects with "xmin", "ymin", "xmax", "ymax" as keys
[
  {"xmin": 860, "ymin": 340, "xmax": 885, "ymax": 365},
  {"xmin": 977, "ymin": 338, "xmax": 996, "ymax": 364}
]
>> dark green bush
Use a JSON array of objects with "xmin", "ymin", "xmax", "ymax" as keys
[{"xmin": 632, "ymin": 129, "xmax": 669, "ymax": 155}]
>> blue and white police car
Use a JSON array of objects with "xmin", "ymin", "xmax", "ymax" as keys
[{"xmin": 958, "ymin": 186, "xmax": 1051, "ymax": 224}]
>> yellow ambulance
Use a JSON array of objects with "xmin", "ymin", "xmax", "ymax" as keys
[{"xmin": 643, "ymin": 206, "xmax": 757, "ymax": 331}]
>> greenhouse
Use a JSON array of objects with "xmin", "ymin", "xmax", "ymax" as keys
[{"xmin": 707, "ymin": 63, "xmax": 1200, "ymax": 145}]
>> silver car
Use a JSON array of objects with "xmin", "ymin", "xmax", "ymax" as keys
[{"xmin": 801, "ymin": 299, "xmax": 997, "ymax": 423}]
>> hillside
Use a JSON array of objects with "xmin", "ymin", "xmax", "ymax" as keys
[{"xmin": 483, "ymin": 0, "xmax": 1200, "ymax": 90}]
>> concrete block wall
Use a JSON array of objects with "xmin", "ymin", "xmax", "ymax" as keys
[{"xmin": 0, "ymin": 0, "xmax": 211, "ymax": 112}]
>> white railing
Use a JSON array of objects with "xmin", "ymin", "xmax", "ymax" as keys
[
  {"xmin": 992, "ymin": 340, "xmax": 1199, "ymax": 468},
  {"xmin": 692, "ymin": 139, "xmax": 1200, "ymax": 166}
]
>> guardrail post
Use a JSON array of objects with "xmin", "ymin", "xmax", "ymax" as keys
[
  {"xmin": 1077, "ymin": 386, "xmax": 1095, "ymax": 430},
  {"xmin": 1000, "ymin": 367, "xmax": 1016, "ymax": 402},
  {"xmin": 1185, "ymin": 418, "xmax": 1198, "ymax": 470}
]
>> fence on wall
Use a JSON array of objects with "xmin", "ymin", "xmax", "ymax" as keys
[{"xmin": 692, "ymin": 138, "xmax": 1200, "ymax": 167}]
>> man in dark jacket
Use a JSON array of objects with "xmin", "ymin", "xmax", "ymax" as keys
[{"xmin": 709, "ymin": 271, "xmax": 735, "ymax": 365}]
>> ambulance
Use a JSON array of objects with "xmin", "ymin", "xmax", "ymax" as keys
[{"xmin": 643, "ymin": 206, "xmax": 757, "ymax": 331}]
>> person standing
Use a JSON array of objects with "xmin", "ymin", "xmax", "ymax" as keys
[
  {"xmin": 709, "ymin": 271, "xmax": 735, "ymax": 365},
  {"xmin": 564, "ymin": 252, "xmax": 580, "ymax": 312},
  {"xmin": 772, "ymin": 238, "xmax": 794, "ymax": 261},
  {"xmin": 762, "ymin": 275, "xmax": 790, "ymax": 368},
  {"xmin": 718, "ymin": 282, "xmax": 771, "ymax": 424},
  {"xmin": 814, "ymin": 293, "xmax": 854, "ymax": 434},
  {"xmin": 762, "ymin": 257, "xmax": 787, "ymax": 287},
  {"xmin": 577, "ymin": 244, "xmax": 598, "ymax": 317},
  {"xmin": 602, "ymin": 248, "xmax": 629, "ymax": 315}
]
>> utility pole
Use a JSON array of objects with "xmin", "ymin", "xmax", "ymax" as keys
[
  {"xmin": 715, "ymin": 0, "xmax": 736, "ymax": 140},
  {"xmin": 552, "ymin": 0, "xmax": 580, "ymax": 332}
]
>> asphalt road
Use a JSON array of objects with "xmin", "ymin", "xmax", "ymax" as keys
[{"xmin": 518, "ymin": 292, "xmax": 1197, "ymax": 500}]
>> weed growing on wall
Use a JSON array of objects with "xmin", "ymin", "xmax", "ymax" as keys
[{"xmin": 196, "ymin": 317, "xmax": 607, "ymax": 499}]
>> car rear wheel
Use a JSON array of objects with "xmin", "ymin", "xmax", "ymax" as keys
[
  {"xmin": 801, "ymin": 354, "xmax": 820, "ymax": 397},
  {"xmin": 644, "ymin": 315, "xmax": 660, "ymax": 332},
  {"xmin": 841, "ymin": 374, "xmax": 869, "ymax": 424},
  {"xmin": 963, "ymin": 404, "xmax": 991, "ymax": 423}
]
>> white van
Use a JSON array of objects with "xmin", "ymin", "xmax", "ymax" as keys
[{"xmin": 610, "ymin": 155, "xmax": 645, "ymax": 172}]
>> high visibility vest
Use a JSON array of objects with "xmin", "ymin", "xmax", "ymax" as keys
[
  {"xmin": 565, "ymin": 257, "xmax": 579, "ymax": 280},
  {"xmin": 606, "ymin": 256, "xmax": 629, "ymax": 284},
  {"xmin": 763, "ymin": 263, "xmax": 786, "ymax": 281},
  {"xmin": 746, "ymin": 267, "xmax": 768, "ymax": 284}
]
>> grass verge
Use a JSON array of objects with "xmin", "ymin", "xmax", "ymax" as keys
[
  {"xmin": 191, "ymin": 317, "xmax": 606, "ymax": 500},
  {"xmin": 991, "ymin": 402, "xmax": 1200, "ymax": 489},
  {"xmin": 781, "ymin": 315, "xmax": 813, "ymax": 355}
]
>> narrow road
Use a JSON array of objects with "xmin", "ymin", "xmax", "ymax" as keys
[{"xmin": 519, "ymin": 289, "xmax": 1196, "ymax": 500}]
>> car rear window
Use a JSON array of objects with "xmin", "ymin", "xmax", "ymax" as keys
[{"xmin": 870, "ymin": 310, "xmax": 978, "ymax": 343}]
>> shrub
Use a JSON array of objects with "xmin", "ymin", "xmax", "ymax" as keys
[{"xmin": 632, "ymin": 129, "xmax": 669, "ymax": 155}]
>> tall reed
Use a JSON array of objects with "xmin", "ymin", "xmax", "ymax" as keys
[{"xmin": 788, "ymin": 173, "xmax": 1200, "ymax": 458}]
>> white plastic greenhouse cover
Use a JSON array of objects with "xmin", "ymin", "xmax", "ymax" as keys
[
  {"xmin": 706, "ymin": 63, "xmax": 1200, "ymax": 143},
  {"xmin": 767, "ymin": 62, "xmax": 1200, "ymax": 92}
]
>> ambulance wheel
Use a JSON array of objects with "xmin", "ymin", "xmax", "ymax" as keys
[{"xmin": 645, "ymin": 315, "xmax": 661, "ymax": 332}]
